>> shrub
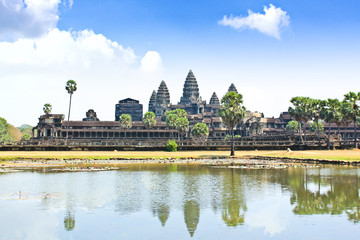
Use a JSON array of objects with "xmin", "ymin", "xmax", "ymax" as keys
[{"xmin": 166, "ymin": 140, "xmax": 177, "ymax": 152}]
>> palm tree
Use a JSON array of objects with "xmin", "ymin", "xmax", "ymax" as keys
[
  {"xmin": 176, "ymin": 117, "xmax": 189, "ymax": 141},
  {"xmin": 308, "ymin": 98, "xmax": 326, "ymax": 149},
  {"xmin": 343, "ymin": 91, "xmax": 360, "ymax": 148},
  {"xmin": 119, "ymin": 114, "xmax": 132, "ymax": 139},
  {"xmin": 65, "ymin": 80, "xmax": 77, "ymax": 122},
  {"xmin": 323, "ymin": 99, "xmax": 341, "ymax": 149},
  {"xmin": 43, "ymin": 103, "xmax": 52, "ymax": 115},
  {"xmin": 142, "ymin": 111, "xmax": 156, "ymax": 140},
  {"xmin": 289, "ymin": 97, "xmax": 305, "ymax": 144},
  {"xmin": 191, "ymin": 123, "xmax": 209, "ymax": 143},
  {"xmin": 218, "ymin": 92, "xmax": 246, "ymax": 156},
  {"xmin": 165, "ymin": 114, "xmax": 177, "ymax": 139}
]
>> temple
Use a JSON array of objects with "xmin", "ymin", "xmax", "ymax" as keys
[{"xmin": 31, "ymin": 70, "xmax": 358, "ymax": 143}]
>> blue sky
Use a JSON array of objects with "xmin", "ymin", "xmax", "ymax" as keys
[{"xmin": 0, "ymin": 0, "xmax": 359, "ymax": 126}]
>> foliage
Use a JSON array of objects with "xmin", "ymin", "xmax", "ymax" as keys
[
  {"xmin": 165, "ymin": 114, "xmax": 178, "ymax": 130},
  {"xmin": 218, "ymin": 92, "xmax": 246, "ymax": 130},
  {"xmin": 165, "ymin": 109, "xmax": 187, "ymax": 118},
  {"xmin": 0, "ymin": 117, "xmax": 11, "ymax": 142},
  {"xmin": 43, "ymin": 103, "xmax": 52, "ymax": 114},
  {"xmin": 65, "ymin": 80, "xmax": 77, "ymax": 94},
  {"xmin": 192, "ymin": 123, "xmax": 209, "ymax": 141},
  {"xmin": 310, "ymin": 121, "xmax": 324, "ymax": 132},
  {"xmin": 0, "ymin": 117, "xmax": 19, "ymax": 143},
  {"xmin": 21, "ymin": 134, "xmax": 31, "ymax": 141},
  {"xmin": 119, "ymin": 114, "xmax": 132, "ymax": 129},
  {"xmin": 288, "ymin": 96, "xmax": 312, "ymax": 144},
  {"xmin": 175, "ymin": 117, "xmax": 189, "ymax": 137},
  {"xmin": 18, "ymin": 124, "xmax": 32, "ymax": 133},
  {"xmin": 143, "ymin": 111, "xmax": 156, "ymax": 129},
  {"xmin": 343, "ymin": 91, "xmax": 360, "ymax": 148},
  {"xmin": 224, "ymin": 135, "xmax": 241, "ymax": 141},
  {"xmin": 165, "ymin": 140, "xmax": 177, "ymax": 152},
  {"xmin": 165, "ymin": 109, "xmax": 189, "ymax": 139},
  {"xmin": 286, "ymin": 121, "xmax": 300, "ymax": 133},
  {"xmin": 65, "ymin": 79, "xmax": 77, "ymax": 123},
  {"xmin": 218, "ymin": 92, "xmax": 246, "ymax": 156}
]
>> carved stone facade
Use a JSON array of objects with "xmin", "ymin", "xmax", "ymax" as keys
[
  {"xmin": 115, "ymin": 98, "xmax": 143, "ymax": 121},
  {"xmin": 83, "ymin": 109, "xmax": 99, "ymax": 121},
  {"xmin": 209, "ymin": 92, "xmax": 220, "ymax": 105},
  {"xmin": 154, "ymin": 81, "xmax": 170, "ymax": 117},
  {"xmin": 148, "ymin": 90, "xmax": 157, "ymax": 114},
  {"xmin": 228, "ymin": 83, "xmax": 238, "ymax": 93}
]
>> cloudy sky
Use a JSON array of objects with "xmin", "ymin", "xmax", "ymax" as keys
[{"xmin": 0, "ymin": 0, "xmax": 359, "ymax": 126}]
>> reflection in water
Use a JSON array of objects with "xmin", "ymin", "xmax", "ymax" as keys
[
  {"xmin": 0, "ymin": 164, "xmax": 359, "ymax": 239},
  {"xmin": 184, "ymin": 200, "xmax": 200, "ymax": 237},
  {"xmin": 289, "ymin": 168, "xmax": 360, "ymax": 222},
  {"xmin": 64, "ymin": 211, "xmax": 75, "ymax": 231},
  {"xmin": 221, "ymin": 169, "xmax": 247, "ymax": 227}
]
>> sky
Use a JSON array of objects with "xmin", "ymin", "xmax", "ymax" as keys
[{"xmin": 0, "ymin": 0, "xmax": 359, "ymax": 126}]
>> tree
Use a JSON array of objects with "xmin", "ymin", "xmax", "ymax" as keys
[
  {"xmin": 119, "ymin": 114, "xmax": 132, "ymax": 139},
  {"xmin": 289, "ymin": 96, "xmax": 311, "ymax": 145},
  {"xmin": 64, "ymin": 211, "xmax": 75, "ymax": 231},
  {"xmin": 191, "ymin": 123, "xmax": 209, "ymax": 142},
  {"xmin": 176, "ymin": 117, "xmax": 189, "ymax": 141},
  {"xmin": 43, "ymin": 103, "xmax": 52, "ymax": 115},
  {"xmin": 21, "ymin": 134, "xmax": 31, "ymax": 141},
  {"xmin": 165, "ymin": 109, "xmax": 188, "ymax": 139},
  {"xmin": 323, "ymin": 99, "xmax": 342, "ymax": 149},
  {"xmin": 310, "ymin": 121, "xmax": 324, "ymax": 133},
  {"xmin": 143, "ymin": 111, "xmax": 156, "ymax": 140},
  {"xmin": 343, "ymin": 91, "xmax": 360, "ymax": 148},
  {"xmin": 218, "ymin": 92, "xmax": 246, "ymax": 156},
  {"xmin": 0, "ymin": 117, "xmax": 11, "ymax": 143},
  {"xmin": 165, "ymin": 114, "xmax": 177, "ymax": 139},
  {"xmin": 308, "ymin": 98, "xmax": 326, "ymax": 149},
  {"xmin": 286, "ymin": 121, "xmax": 300, "ymax": 133},
  {"xmin": 65, "ymin": 80, "xmax": 77, "ymax": 122}
]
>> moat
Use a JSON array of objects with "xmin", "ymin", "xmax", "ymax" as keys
[{"xmin": 0, "ymin": 164, "xmax": 359, "ymax": 239}]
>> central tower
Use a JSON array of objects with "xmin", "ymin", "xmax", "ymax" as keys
[{"xmin": 179, "ymin": 70, "xmax": 201, "ymax": 105}]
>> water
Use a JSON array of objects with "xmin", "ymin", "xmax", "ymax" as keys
[{"xmin": 0, "ymin": 164, "xmax": 359, "ymax": 239}]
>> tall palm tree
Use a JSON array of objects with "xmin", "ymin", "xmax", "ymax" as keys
[
  {"xmin": 218, "ymin": 92, "xmax": 246, "ymax": 156},
  {"xmin": 143, "ymin": 111, "xmax": 156, "ymax": 140},
  {"xmin": 308, "ymin": 98, "xmax": 326, "ymax": 149},
  {"xmin": 324, "ymin": 99, "xmax": 341, "ymax": 149},
  {"xmin": 343, "ymin": 91, "xmax": 360, "ymax": 148},
  {"xmin": 65, "ymin": 80, "xmax": 77, "ymax": 122},
  {"xmin": 176, "ymin": 117, "xmax": 189, "ymax": 141},
  {"xmin": 119, "ymin": 114, "xmax": 132, "ymax": 139},
  {"xmin": 289, "ymin": 97, "xmax": 311, "ymax": 145}
]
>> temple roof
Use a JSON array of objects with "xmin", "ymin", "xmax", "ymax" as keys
[
  {"xmin": 148, "ymin": 90, "xmax": 157, "ymax": 112},
  {"xmin": 228, "ymin": 83, "xmax": 238, "ymax": 93},
  {"xmin": 179, "ymin": 70, "xmax": 201, "ymax": 105},
  {"xmin": 156, "ymin": 81, "xmax": 170, "ymax": 106},
  {"xmin": 209, "ymin": 92, "xmax": 220, "ymax": 105}
]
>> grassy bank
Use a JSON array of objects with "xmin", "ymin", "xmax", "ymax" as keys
[{"xmin": 0, "ymin": 150, "xmax": 360, "ymax": 162}]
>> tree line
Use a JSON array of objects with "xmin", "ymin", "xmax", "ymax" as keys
[{"xmin": 288, "ymin": 91, "xmax": 360, "ymax": 149}]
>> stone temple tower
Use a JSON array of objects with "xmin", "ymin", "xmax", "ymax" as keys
[
  {"xmin": 209, "ymin": 92, "xmax": 220, "ymax": 105},
  {"xmin": 228, "ymin": 83, "xmax": 238, "ymax": 93},
  {"xmin": 148, "ymin": 90, "xmax": 157, "ymax": 113},
  {"xmin": 179, "ymin": 70, "xmax": 201, "ymax": 105},
  {"xmin": 155, "ymin": 81, "xmax": 170, "ymax": 117}
]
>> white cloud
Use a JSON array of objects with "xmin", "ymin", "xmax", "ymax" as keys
[
  {"xmin": 0, "ymin": 0, "xmax": 164, "ymax": 126},
  {"xmin": 141, "ymin": 51, "xmax": 164, "ymax": 72},
  {"xmin": 0, "ymin": 0, "xmax": 61, "ymax": 39},
  {"xmin": 0, "ymin": 28, "xmax": 164, "ymax": 126},
  {"xmin": 219, "ymin": 4, "xmax": 290, "ymax": 39},
  {"xmin": 69, "ymin": 0, "xmax": 73, "ymax": 8}
]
